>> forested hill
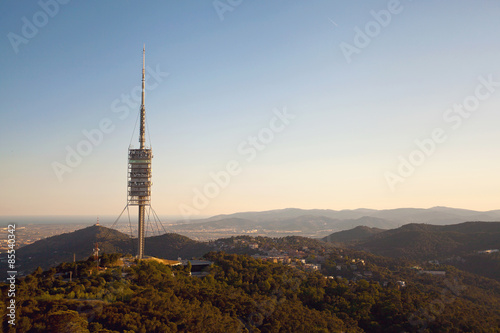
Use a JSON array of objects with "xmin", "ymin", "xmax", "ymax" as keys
[
  {"xmin": 141, "ymin": 233, "xmax": 211, "ymax": 259},
  {"xmin": 353, "ymin": 222, "xmax": 500, "ymax": 259},
  {"xmin": 321, "ymin": 226, "xmax": 385, "ymax": 244},
  {"xmin": 14, "ymin": 225, "xmax": 210, "ymax": 277},
  {"xmin": 323, "ymin": 221, "xmax": 500, "ymax": 281},
  {"xmin": 15, "ymin": 225, "xmax": 128, "ymax": 276},
  {"xmin": 3, "ymin": 221, "xmax": 500, "ymax": 331},
  {"xmin": 1, "ymin": 251, "xmax": 499, "ymax": 332}
]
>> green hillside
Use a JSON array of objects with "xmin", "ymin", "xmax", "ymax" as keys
[
  {"xmin": 1, "ymin": 251, "xmax": 499, "ymax": 332},
  {"xmin": 15, "ymin": 226, "xmax": 211, "ymax": 277},
  {"xmin": 322, "ymin": 226, "xmax": 385, "ymax": 244},
  {"xmin": 350, "ymin": 222, "xmax": 500, "ymax": 281},
  {"xmin": 354, "ymin": 222, "xmax": 500, "ymax": 260}
]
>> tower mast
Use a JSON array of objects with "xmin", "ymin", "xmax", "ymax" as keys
[
  {"xmin": 140, "ymin": 45, "xmax": 146, "ymax": 149},
  {"xmin": 128, "ymin": 45, "xmax": 152, "ymax": 260}
]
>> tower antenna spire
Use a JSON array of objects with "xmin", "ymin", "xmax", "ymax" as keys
[{"xmin": 140, "ymin": 45, "xmax": 146, "ymax": 149}]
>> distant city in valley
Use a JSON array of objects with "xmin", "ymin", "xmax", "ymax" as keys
[{"xmin": 2, "ymin": 206, "xmax": 500, "ymax": 249}]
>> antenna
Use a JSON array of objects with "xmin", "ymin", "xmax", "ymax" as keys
[{"xmin": 140, "ymin": 45, "xmax": 146, "ymax": 149}]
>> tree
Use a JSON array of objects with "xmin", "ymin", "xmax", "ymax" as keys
[{"xmin": 45, "ymin": 310, "xmax": 89, "ymax": 332}]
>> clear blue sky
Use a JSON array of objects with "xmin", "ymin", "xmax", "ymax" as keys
[{"xmin": 1, "ymin": 0, "xmax": 500, "ymax": 218}]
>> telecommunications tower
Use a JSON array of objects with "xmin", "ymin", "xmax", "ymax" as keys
[{"xmin": 127, "ymin": 46, "xmax": 152, "ymax": 259}]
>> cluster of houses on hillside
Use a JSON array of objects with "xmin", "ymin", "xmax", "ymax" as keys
[{"xmin": 208, "ymin": 236, "xmax": 464, "ymax": 288}]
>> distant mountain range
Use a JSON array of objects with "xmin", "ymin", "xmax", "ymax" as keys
[
  {"xmin": 203, "ymin": 206, "xmax": 500, "ymax": 223},
  {"xmin": 170, "ymin": 207, "xmax": 500, "ymax": 238}
]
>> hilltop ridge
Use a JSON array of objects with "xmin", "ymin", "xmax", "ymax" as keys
[
  {"xmin": 323, "ymin": 221, "xmax": 500, "ymax": 280},
  {"xmin": 15, "ymin": 225, "xmax": 210, "ymax": 276}
]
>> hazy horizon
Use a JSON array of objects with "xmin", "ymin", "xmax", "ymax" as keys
[{"xmin": 2, "ymin": 205, "xmax": 500, "ymax": 223}]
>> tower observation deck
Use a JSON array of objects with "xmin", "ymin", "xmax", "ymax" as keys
[{"xmin": 127, "ymin": 46, "xmax": 152, "ymax": 259}]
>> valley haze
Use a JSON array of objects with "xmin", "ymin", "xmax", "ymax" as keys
[{"xmin": 3, "ymin": 206, "xmax": 500, "ymax": 242}]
